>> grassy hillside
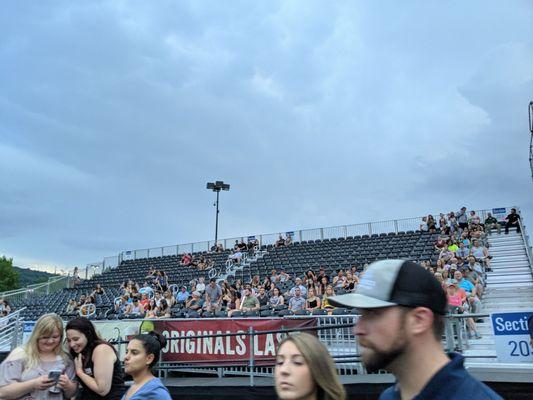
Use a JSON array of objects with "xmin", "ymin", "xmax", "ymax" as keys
[{"xmin": 13, "ymin": 266, "xmax": 60, "ymax": 288}]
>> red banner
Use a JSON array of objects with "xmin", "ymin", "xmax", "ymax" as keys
[{"xmin": 153, "ymin": 318, "xmax": 316, "ymax": 365}]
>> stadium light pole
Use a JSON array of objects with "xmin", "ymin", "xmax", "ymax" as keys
[{"xmin": 206, "ymin": 181, "xmax": 230, "ymax": 247}]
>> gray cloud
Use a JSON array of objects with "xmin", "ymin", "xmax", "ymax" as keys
[{"xmin": 1, "ymin": 1, "xmax": 532, "ymax": 270}]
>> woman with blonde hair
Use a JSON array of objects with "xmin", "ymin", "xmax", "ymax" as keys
[
  {"xmin": 0, "ymin": 313, "xmax": 77, "ymax": 399},
  {"xmin": 275, "ymin": 332, "xmax": 346, "ymax": 400}
]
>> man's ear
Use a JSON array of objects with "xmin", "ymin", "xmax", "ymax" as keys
[{"xmin": 408, "ymin": 307, "xmax": 434, "ymax": 336}]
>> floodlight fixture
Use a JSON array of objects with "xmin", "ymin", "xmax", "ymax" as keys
[{"xmin": 206, "ymin": 180, "xmax": 231, "ymax": 246}]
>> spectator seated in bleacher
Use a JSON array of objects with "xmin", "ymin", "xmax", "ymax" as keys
[
  {"xmin": 438, "ymin": 213, "xmax": 449, "ymax": 234},
  {"xmin": 0, "ymin": 299, "xmax": 11, "ymax": 316},
  {"xmin": 344, "ymin": 271, "xmax": 357, "ymax": 290},
  {"xmin": 305, "ymin": 288, "xmax": 321, "ymax": 312},
  {"xmin": 228, "ymin": 249, "xmax": 243, "ymax": 265},
  {"xmin": 91, "ymin": 283, "xmax": 105, "ymax": 298},
  {"xmin": 468, "ymin": 211, "xmax": 482, "ymax": 227},
  {"xmin": 277, "ymin": 269, "xmax": 290, "ymax": 283},
  {"xmin": 196, "ymin": 276, "xmax": 206, "ymax": 293},
  {"xmin": 225, "ymin": 291, "xmax": 240, "ymax": 317},
  {"xmin": 332, "ymin": 269, "xmax": 347, "ymax": 289},
  {"xmin": 144, "ymin": 299, "xmax": 157, "ymax": 318},
  {"xmin": 419, "ymin": 216, "xmax": 428, "ymax": 232},
  {"xmin": 484, "ymin": 212, "xmax": 501, "ymax": 235},
  {"xmin": 256, "ymin": 287, "xmax": 270, "ymax": 307},
  {"xmin": 288, "ymin": 288, "xmax": 306, "ymax": 312},
  {"xmin": 470, "ymin": 239, "xmax": 491, "ymax": 270},
  {"xmin": 269, "ymin": 287, "xmax": 284, "ymax": 308},
  {"xmin": 66, "ymin": 299, "xmax": 77, "ymax": 314},
  {"xmin": 175, "ymin": 286, "xmax": 189, "ymax": 305},
  {"xmin": 240, "ymin": 287, "xmax": 260, "ymax": 312},
  {"xmin": 284, "ymin": 234, "xmax": 293, "ymax": 246},
  {"xmin": 447, "ymin": 239, "xmax": 459, "ymax": 254},
  {"xmin": 157, "ymin": 299, "xmax": 171, "ymax": 318},
  {"xmin": 196, "ymin": 256, "xmax": 206, "ymax": 270},
  {"xmin": 434, "ymin": 236, "xmax": 447, "ymax": 252},
  {"xmin": 247, "ymin": 237, "xmax": 259, "ymax": 253},
  {"xmin": 163, "ymin": 290, "xmax": 176, "ymax": 307},
  {"xmin": 320, "ymin": 285, "xmax": 336, "ymax": 312},
  {"xmin": 153, "ymin": 291, "xmax": 163, "ymax": 307},
  {"xmin": 504, "ymin": 208, "xmax": 521, "ymax": 234},
  {"xmin": 289, "ymin": 277, "xmax": 307, "ymax": 297},
  {"xmin": 139, "ymin": 293, "xmax": 150, "ymax": 308},
  {"xmin": 125, "ymin": 297, "xmax": 145, "ymax": 317},
  {"xmin": 317, "ymin": 266, "xmax": 329, "ymax": 283},
  {"xmin": 186, "ymin": 291, "xmax": 203, "ymax": 311},
  {"xmin": 115, "ymin": 295, "xmax": 129, "ymax": 315},
  {"xmin": 180, "ymin": 253, "xmax": 192, "ymax": 266},
  {"xmin": 275, "ymin": 234, "xmax": 286, "ymax": 248},
  {"xmin": 262, "ymin": 276, "xmax": 273, "ymax": 292},
  {"xmin": 455, "ymin": 242, "xmax": 469, "ymax": 259}
]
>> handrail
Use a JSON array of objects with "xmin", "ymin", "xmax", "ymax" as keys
[
  {"xmin": 0, "ymin": 307, "xmax": 26, "ymax": 351},
  {"xmin": 517, "ymin": 217, "xmax": 533, "ymax": 278}
]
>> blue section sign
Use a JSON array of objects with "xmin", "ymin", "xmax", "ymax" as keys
[
  {"xmin": 491, "ymin": 311, "xmax": 533, "ymax": 363},
  {"xmin": 492, "ymin": 312, "xmax": 532, "ymax": 335}
]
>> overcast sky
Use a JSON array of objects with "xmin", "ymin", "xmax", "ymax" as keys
[{"xmin": 1, "ymin": 1, "xmax": 532, "ymax": 273}]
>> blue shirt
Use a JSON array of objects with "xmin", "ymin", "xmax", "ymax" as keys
[
  {"xmin": 177, "ymin": 291, "xmax": 189, "ymax": 302},
  {"xmin": 379, "ymin": 353, "xmax": 502, "ymax": 400},
  {"xmin": 458, "ymin": 279, "xmax": 475, "ymax": 293},
  {"xmin": 121, "ymin": 377, "xmax": 172, "ymax": 400}
]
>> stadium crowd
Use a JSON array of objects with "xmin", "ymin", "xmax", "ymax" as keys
[{"xmin": 49, "ymin": 206, "xmax": 513, "ymax": 343}]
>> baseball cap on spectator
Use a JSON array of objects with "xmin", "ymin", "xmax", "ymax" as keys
[
  {"xmin": 328, "ymin": 260, "xmax": 447, "ymax": 315},
  {"xmin": 192, "ymin": 291, "xmax": 201, "ymax": 297},
  {"xmin": 446, "ymin": 279, "xmax": 458, "ymax": 287}
]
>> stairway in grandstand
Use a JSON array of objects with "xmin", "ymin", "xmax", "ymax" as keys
[{"xmin": 464, "ymin": 228, "xmax": 533, "ymax": 363}]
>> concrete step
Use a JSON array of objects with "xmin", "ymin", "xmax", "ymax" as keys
[
  {"xmin": 488, "ymin": 269, "xmax": 533, "ymax": 277},
  {"xmin": 487, "ymin": 275, "xmax": 533, "ymax": 283},
  {"xmin": 491, "ymin": 255, "xmax": 529, "ymax": 262},
  {"xmin": 489, "ymin": 248, "xmax": 527, "ymax": 255},
  {"xmin": 485, "ymin": 281, "xmax": 533, "ymax": 289},
  {"xmin": 490, "ymin": 267, "xmax": 531, "ymax": 274}
]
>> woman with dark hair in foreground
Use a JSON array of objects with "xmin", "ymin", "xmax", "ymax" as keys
[
  {"xmin": 65, "ymin": 317, "xmax": 125, "ymax": 399},
  {"xmin": 122, "ymin": 331, "xmax": 171, "ymax": 400}
]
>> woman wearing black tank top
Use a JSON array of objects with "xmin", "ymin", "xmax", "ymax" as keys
[{"xmin": 66, "ymin": 317, "xmax": 126, "ymax": 399}]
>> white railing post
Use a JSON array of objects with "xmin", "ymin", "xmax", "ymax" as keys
[
  {"xmin": 394, "ymin": 220, "xmax": 398, "ymax": 234},
  {"xmin": 368, "ymin": 223, "xmax": 372, "ymax": 235},
  {"xmin": 343, "ymin": 226, "xmax": 347, "ymax": 238},
  {"xmin": 320, "ymin": 228, "xmax": 324, "ymax": 240}
]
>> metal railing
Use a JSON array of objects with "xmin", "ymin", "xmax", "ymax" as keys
[
  {"xmin": 0, "ymin": 276, "xmax": 69, "ymax": 303},
  {"xmin": 517, "ymin": 218, "xmax": 533, "ymax": 279},
  {"xmin": 101, "ymin": 313, "xmax": 492, "ymax": 386},
  {"xmin": 0, "ymin": 308, "xmax": 26, "ymax": 352},
  {"xmin": 96, "ymin": 206, "xmax": 519, "ymax": 271}
]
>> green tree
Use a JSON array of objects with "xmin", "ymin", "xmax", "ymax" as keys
[{"xmin": 0, "ymin": 256, "xmax": 19, "ymax": 292}]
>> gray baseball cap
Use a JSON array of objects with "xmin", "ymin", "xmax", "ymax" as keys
[{"xmin": 328, "ymin": 259, "xmax": 447, "ymax": 315}]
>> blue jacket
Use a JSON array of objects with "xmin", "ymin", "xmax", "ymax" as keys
[{"xmin": 379, "ymin": 353, "xmax": 502, "ymax": 400}]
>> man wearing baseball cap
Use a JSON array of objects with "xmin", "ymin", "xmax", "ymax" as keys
[{"xmin": 329, "ymin": 259, "xmax": 501, "ymax": 399}]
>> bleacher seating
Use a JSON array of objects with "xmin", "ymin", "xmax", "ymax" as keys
[{"xmin": 9, "ymin": 230, "xmax": 440, "ymax": 321}]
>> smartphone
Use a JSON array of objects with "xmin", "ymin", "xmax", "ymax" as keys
[{"xmin": 48, "ymin": 370, "xmax": 61, "ymax": 383}]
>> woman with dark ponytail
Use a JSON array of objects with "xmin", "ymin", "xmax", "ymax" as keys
[{"xmin": 121, "ymin": 331, "xmax": 171, "ymax": 400}]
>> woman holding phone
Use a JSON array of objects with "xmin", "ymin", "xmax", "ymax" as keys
[
  {"xmin": 0, "ymin": 313, "xmax": 77, "ymax": 399},
  {"xmin": 65, "ymin": 317, "xmax": 125, "ymax": 399}
]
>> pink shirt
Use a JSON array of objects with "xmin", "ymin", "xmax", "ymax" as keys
[{"xmin": 448, "ymin": 294, "xmax": 462, "ymax": 307}]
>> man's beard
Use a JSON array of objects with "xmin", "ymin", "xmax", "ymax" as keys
[{"xmin": 359, "ymin": 329, "xmax": 408, "ymax": 373}]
